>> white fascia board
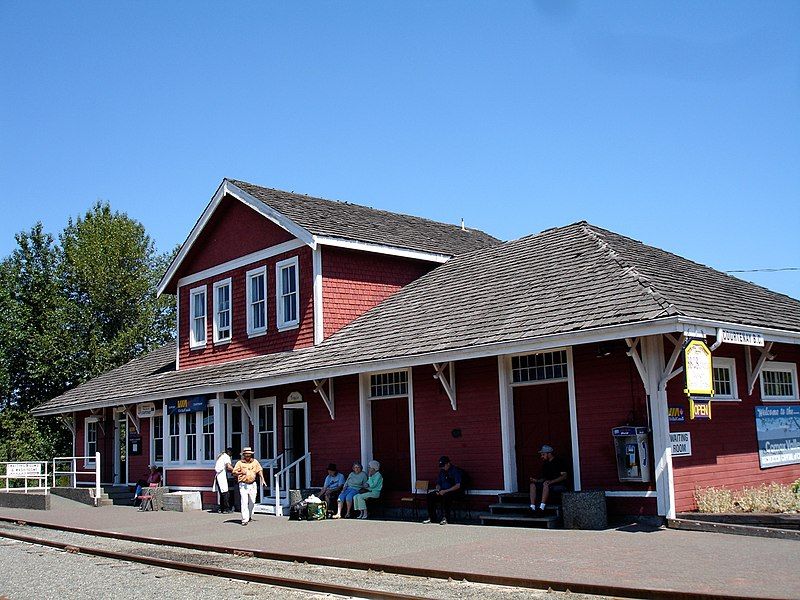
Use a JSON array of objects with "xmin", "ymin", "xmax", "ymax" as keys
[
  {"xmin": 314, "ymin": 235, "xmax": 451, "ymax": 264},
  {"xmin": 157, "ymin": 179, "xmax": 315, "ymax": 297},
  {"xmin": 176, "ymin": 239, "xmax": 306, "ymax": 289},
  {"xmin": 674, "ymin": 317, "xmax": 800, "ymax": 345},
  {"xmin": 35, "ymin": 317, "xmax": 685, "ymax": 415}
]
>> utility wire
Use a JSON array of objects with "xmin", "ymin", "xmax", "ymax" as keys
[{"xmin": 725, "ymin": 267, "xmax": 800, "ymax": 273}]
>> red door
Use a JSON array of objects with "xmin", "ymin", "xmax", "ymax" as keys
[
  {"xmin": 370, "ymin": 397, "xmax": 411, "ymax": 492},
  {"xmin": 513, "ymin": 382, "xmax": 572, "ymax": 491}
]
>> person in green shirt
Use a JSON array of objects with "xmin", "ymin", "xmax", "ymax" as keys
[
  {"xmin": 354, "ymin": 460, "xmax": 383, "ymax": 519},
  {"xmin": 333, "ymin": 462, "xmax": 368, "ymax": 519}
]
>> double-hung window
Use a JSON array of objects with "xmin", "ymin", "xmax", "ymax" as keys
[
  {"xmin": 85, "ymin": 420, "xmax": 98, "ymax": 461},
  {"xmin": 712, "ymin": 357, "xmax": 739, "ymax": 401},
  {"xmin": 213, "ymin": 278, "xmax": 232, "ymax": 343},
  {"xmin": 761, "ymin": 362, "xmax": 799, "ymax": 402},
  {"xmin": 152, "ymin": 413, "xmax": 164, "ymax": 463},
  {"xmin": 189, "ymin": 286, "xmax": 207, "ymax": 348},
  {"xmin": 168, "ymin": 412, "xmax": 181, "ymax": 462},
  {"xmin": 186, "ymin": 412, "xmax": 198, "ymax": 462},
  {"xmin": 246, "ymin": 267, "xmax": 267, "ymax": 336},
  {"xmin": 276, "ymin": 257, "xmax": 300, "ymax": 330},
  {"xmin": 202, "ymin": 406, "xmax": 215, "ymax": 461}
]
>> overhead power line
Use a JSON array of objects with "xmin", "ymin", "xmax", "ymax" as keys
[{"xmin": 725, "ymin": 267, "xmax": 800, "ymax": 273}]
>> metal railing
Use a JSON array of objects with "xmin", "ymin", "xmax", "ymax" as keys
[
  {"xmin": 0, "ymin": 461, "xmax": 50, "ymax": 494},
  {"xmin": 51, "ymin": 453, "xmax": 101, "ymax": 506},
  {"xmin": 273, "ymin": 452, "xmax": 310, "ymax": 516}
]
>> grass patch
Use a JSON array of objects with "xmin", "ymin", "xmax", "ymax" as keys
[{"xmin": 694, "ymin": 481, "xmax": 800, "ymax": 513}]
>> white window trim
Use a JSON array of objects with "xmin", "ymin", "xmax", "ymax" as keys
[
  {"xmin": 163, "ymin": 398, "xmax": 218, "ymax": 467},
  {"xmin": 189, "ymin": 285, "xmax": 207, "ymax": 349},
  {"xmin": 246, "ymin": 266, "xmax": 268, "ymax": 337},
  {"xmin": 149, "ymin": 409, "xmax": 164, "ymax": 466},
  {"xmin": 84, "ymin": 418, "xmax": 98, "ymax": 467},
  {"xmin": 712, "ymin": 357, "xmax": 740, "ymax": 401},
  {"xmin": 760, "ymin": 361, "xmax": 799, "ymax": 402},
  {"xmin": 225, "ymin": 398, "xmax": 251, "ymax": 451},
  {"xmin": 212, "ymin": 278, "xmax": 233, "ymax": 344},
  {"xmin": 367, "ymin": 369, "xmax": 410, "ymax": 400},
  {"xmin": 509, "ymin": 348, "xmax": 569, "ymax": 387},
  {"xmin": 252, "ymin": 396, "xmax": 278, "ymax": 465},
  {"xmin": 276, "ymin": 256, "xmax": 300, "ymax": 331}
]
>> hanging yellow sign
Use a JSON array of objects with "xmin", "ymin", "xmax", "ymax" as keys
[{"xmin": 684, "ymin": 339, "xmax": 714, "ymax": 397}]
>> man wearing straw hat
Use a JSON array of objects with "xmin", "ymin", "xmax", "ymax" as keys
[{"xmin": 232, "ymin": 447, "xmax": 266, "ymax": 526}]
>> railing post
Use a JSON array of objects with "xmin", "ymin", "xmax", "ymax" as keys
[
  {"xmin": 52, "ymin": 459, "xmax": 56, "ymax": 489},
  {"xmin": 95, "ymin": 451, "xmax": 101, "ymax": 506},
  {"xmin": 274, "ymin": 474, "xmax": 281, "ymax": 517}
]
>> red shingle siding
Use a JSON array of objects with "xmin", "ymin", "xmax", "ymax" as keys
[
  {"xmin": 321, "ymin": 247, "xmax": 434, "ymax": 338},
  {"xmin": 670, "ymin": 343, "xmax": 800, "ymax": 512},
  {"xmin": 179, "ymin": 246, "xmax": 314, "ymax": 368},
  {"xmin": 573, "ymin": 341, "xmax": 656, "ymax": 498},
  {"xmin": 174, "ymin": 195, "xmax": 295, "ymax": 282},
  {"xmin": 411, "ymin": 359, "xmax": 504, "ymax": 491}
]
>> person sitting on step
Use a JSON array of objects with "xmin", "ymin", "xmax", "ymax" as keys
[{"xmin": 530, "ymin": 444, "xmax": 569, "ymax": 512}]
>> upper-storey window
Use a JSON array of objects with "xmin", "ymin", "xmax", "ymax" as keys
[
  {"xmin": 189, "ymin": 286, "xmax": 207, "ymax": 349},
  {"xmin": 276, "ymin": 256, "xmax": 299, "ymax": 330},
  {"xmin": 761, "ymin": 362, "xmax": 798, "ymax": 402},
  {"xmin": 511, "ymin": 350, "xmax": 568, "ymax": 384},
  {"xmin": 246, "ymin": 266, "xmax": 267, "ymax": 336},
  {"xmin": 712, "ymin": 357, "xmax": 739, "ymax": 401},
  {"xmin": 213, "ymin": 278, "xmax": 232, "ymax": 343}
]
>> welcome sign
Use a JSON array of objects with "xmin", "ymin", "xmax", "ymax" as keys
[
  {"xmin": 755, "ymin": 405, "xmax": 800, "ymax": 469},
  {"xmin": 166, "ymin": 395, "xmax": 209, "ymax": 414}
]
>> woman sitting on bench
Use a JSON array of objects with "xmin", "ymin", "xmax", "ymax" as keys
[
  {"xmin": 353, "ymin": 460, "xmax": 383, "ymax": 520},
  {"xmin": 333, "ymin": 462, "xmax": 368, "ymax": 519}
]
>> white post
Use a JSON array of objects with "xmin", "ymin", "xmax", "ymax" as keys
[
  {"xmin": 274, "ymin": 474, "xmax": 281, "ymax": 516},
  {"xmin": 95, "ymin": 451, "xmax": 101, "ymax": 506},
  {"xmin": 52, "ymin": 459, "xmax": 56, "ymax": 489}
]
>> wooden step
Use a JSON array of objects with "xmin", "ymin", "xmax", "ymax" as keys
[
  {"xmin": 480, "ymin": 513, "xmax": 560, "ymax": 529},
  {"xmin": 488, "ymin": 502, "xmax": 560, "ymax": 516}
]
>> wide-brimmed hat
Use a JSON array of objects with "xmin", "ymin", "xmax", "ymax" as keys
[
  {"xmin": 539, "ymin": 445, "xmax": 554, "ymax": 454},
  {"xmin": 242, "ymin": 447, "xmax": 255, "ymax": 456}
]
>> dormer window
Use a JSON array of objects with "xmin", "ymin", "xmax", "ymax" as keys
[
  {"xmin": 213, "ymin": 278, "xmax": 232, "ymax": 343},
  {"xmin": 189, "ymin": 286, "xmax": 207, "ymax": 348},
  {"xmin": 246, "ymin": 267, "xmax": 267, "ymax": 336},
  {"xmin": 276, "ymin": 257, "xmax": 300, "ymax": 330}
]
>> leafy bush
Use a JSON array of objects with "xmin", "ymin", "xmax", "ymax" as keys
[{"xmin": 694, "ymin": 483, "xmax": 800, "ymax": 513}]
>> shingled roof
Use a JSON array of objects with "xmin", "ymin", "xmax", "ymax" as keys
[
  {"xmin": 34, "ymin": 221, "xmax": 800, "ymax": 415},
  {"xmin": 227, "ymin": 179, "xmax": 501, "ymax": 256}
]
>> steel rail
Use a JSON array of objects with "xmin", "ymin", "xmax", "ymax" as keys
[
  {"xmin": 0, "ymin": 528, "xmax": 424, "ymax": 600},
  {"xmin": 0, "ymin": 516, "xmax": 784, "ymax": 600}
]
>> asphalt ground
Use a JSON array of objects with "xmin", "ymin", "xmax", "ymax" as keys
[{"xmin": 0, "ymin": 495, "xmax": 798, "ymax": 599}]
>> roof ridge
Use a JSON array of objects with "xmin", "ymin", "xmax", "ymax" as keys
[
  {"xmin": 580, "ymin": 223, "xmax": 682, "ymax": 318},
  {"xmin": 228, "ymin": 179, "xmax": 500, "ymax": 241}
]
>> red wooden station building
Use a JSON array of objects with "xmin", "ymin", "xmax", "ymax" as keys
[{"xmin": 33, "ymin": 179, "xmax": 800, "ymax": 520}]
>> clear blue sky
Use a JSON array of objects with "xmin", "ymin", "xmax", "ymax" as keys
[{"xmin": 1, "ymin": 2, "xmax": 798, "ymax": 298}]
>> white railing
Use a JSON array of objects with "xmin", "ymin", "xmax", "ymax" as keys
[
  {"xmin": 0, "ymin": 461, "xmax": 50, "ymax": 494},
  {"xmin": 266, "ymin": 453, "xmax": 285, "ymax": 498},
  {"xmin": 52, "ymin": 453, "xmax": 101, "ymax": 506},
  {"xmin": 273, "ymin": 452, "xmax": 310, "ymax": 516}
]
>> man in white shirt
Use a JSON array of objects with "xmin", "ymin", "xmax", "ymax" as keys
[{"xmin": 214, "ymin": 447, "xmax": 234, "ymax": 513}]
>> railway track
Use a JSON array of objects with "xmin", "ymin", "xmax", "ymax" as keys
[{"xmin": 0, "ymin": 516, "xmax": 784, "ymax": 600}]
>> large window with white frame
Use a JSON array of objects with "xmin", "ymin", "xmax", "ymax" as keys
[
  {"xmin": 159, "ymin": 399, "xmax": 218, "ymax": 466},
  {"xmin": 185, "ymin": 412, "xmax": 198, "ymax": 462},
  {"xmin": 213, "ymin": 278, "xmax": 232, "ymax": 343},
  {"xmin": 369, "ymin": 371, "xmax": 409, "ymax": 398},
  {"xmin": 712, "ymin": 357, "xmax": 739, "ymax": 401},
  {"xmin": 152, "ymin": 412, "xmax": 164, "ymax": 463},
  {"xmin": 202, "ymin": 406, "xmax": 215, "ymax": 462},
  {"xmin": 276, "ymin": 256, "xmax": 300, "ymax": 330},
  {"xmin": 168, "ymin": 412, "xmax": 181, "ymax": 462},
  {"xmin": 246, "ymin": 266, "xmax": 267, "ymax": 336},
  {"xmin": 511, "ymin": 350, "xmax": 568, "ymax": 384},
  {"xmin": 761, "ymin": 362, "xmax": 799, "ymax": 402},
  {"xmin": 84, "ymin": 419, "xmax": 98, "ymax": 463},
  {"xmin": 189, "ymin": 285, "xmax": 207, "ymax": 348}
]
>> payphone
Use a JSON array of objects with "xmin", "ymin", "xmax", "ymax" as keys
[{"xmin": 611, "ymin": 426, "xmax": 650, "ymax": 483}]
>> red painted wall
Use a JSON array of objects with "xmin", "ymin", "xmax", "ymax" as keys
[
  {"xmin": 167, "ymin": 195, "xmax": 295, "ymax": 291},
  {"xmin": 322, "ymin": 247, "xmax": 434, "ymax": 338},
  {"xmin": 572, "ymin": 341, "xmax": 657, "ymax": 515},
  {"xmin": 669, "ymin": 342, "xmax": 800, "ymax": 512},
  {"xmin": 178, "ymin": 246, "xmax": 314, "ymax": 368}
]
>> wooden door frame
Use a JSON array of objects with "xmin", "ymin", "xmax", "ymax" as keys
[
  {"xmin": 282, "ymin": 402, "xmax": 310, "ymax": 487},
  {"xmin": 498, "ymin": 347, "xmax": 580, "ymax": 493},
  {"xmin": 358, "ymin": 369, "xmax": 416, "ymax": 493},
  {"xmin": 252, "ymin": 395, "xmax": 278, "ymax": 466}
]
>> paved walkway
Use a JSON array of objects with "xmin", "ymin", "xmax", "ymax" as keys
[{"xmin": 1, "ymin": 495, "xmax": 798, "ymax": 599}]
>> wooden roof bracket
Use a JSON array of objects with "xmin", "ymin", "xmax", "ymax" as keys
[
  {"xmin": 433, "ymin": 362, "xmax": 457, "ymax": 411},
  {"xmin": 659, "ymin": 334, "xmax": 686, "ymax": 390},
  {"xmin": 89, "ymin": 408, "xmax": 106, "ymax": 434},
  {"xmin": 124, "ymin": 406, "xmax": 141, "ymax": 434},
  {"xmin": 625, "ymin": 338, "xmax": 649, "ymax": 388},
  {"xmin": 59, "ymin": 413, "xmax": 76, "ymax": 436},
  {"xmin": 235, "ymin": 390, "xmax": 254, "ymax": 425},
  {"xmin": 313, "ymin": 378, "xmax": 335, "ymax": 420},
  {"xmin": 745, "ymin": 342, "xmax": 775, "ymax": 395}
]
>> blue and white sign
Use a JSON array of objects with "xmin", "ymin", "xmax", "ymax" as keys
[
  {"xmin": 166, "ymin": 395, "xmax": 209, "ymax": 415},
  {"xmin": 755, "ymin": 405, "xmax": 800, "ymax": 469}
]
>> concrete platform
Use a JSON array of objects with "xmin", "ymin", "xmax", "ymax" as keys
[{"xmin": 1, "ymin": 495, "xmax": 798, "ymax": 599}]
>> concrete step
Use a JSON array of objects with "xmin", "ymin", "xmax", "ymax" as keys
[
  {"xmin": 497, "ymin": 492, "xmax": 530, "ymax": 504},
  {"xmin": 479, "ymin": 513, "xmax": 560, "ymax": 529},
  {"xmin": 488, "ymin": 502, "xmax": 560, "ymax": 516},
  {"xmin": 97, "ymin": 499, "xmax": 114, "ymax": 507}
]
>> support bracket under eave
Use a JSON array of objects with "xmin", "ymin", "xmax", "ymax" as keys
[
  {"xmin": 625, "ymin": 338, "xmax": 649, "ymax": 389},
  {"xmin": 90, "ymin": 408, "xmax": 106, "ymax": 434},
  {"xmin": 313, "ymin": 378, "xmax": 335, "ymax": 420},
  {"xmin": 659, "ymin": 334, "xmax": 686, "ymax": 390},
  {"xmin": 124, "ymin": 406, "xmax": 141, "ymax": 434},
  {"xmin": 59, "ymin": 414, "xmax": 76, "ymax": 436},
  {"xmin": 236, "ymin": 390, "xmax": 254, "ymax": 425},
  {"xmin": 433, "ymin": 362, "xmax": 457, "ymax": 411},
  {"xmin": 745, "ymin": 342, "xmax": 775, "ymax": 395}
]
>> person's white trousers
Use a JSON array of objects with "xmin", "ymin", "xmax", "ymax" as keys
[{"xmin": 239, "ymin": 482, "xmax": 257, "ymax": 523}]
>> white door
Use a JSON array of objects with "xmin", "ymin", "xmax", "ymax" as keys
[{"xmin": 283, "ymin": 403, "xmax": 309, "ymax": 489}]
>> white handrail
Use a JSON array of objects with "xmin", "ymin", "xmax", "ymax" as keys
[
  {"xmin": 267, "ymin": 453, "xmax": 285, "ymax": 498},
  {"xmin": 51, "ymin": 454, "xmax": 101, "ymax": 506},
  {"xmin": 273, "ymin": 452, "xmax": 310, "ymax": 516}
]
